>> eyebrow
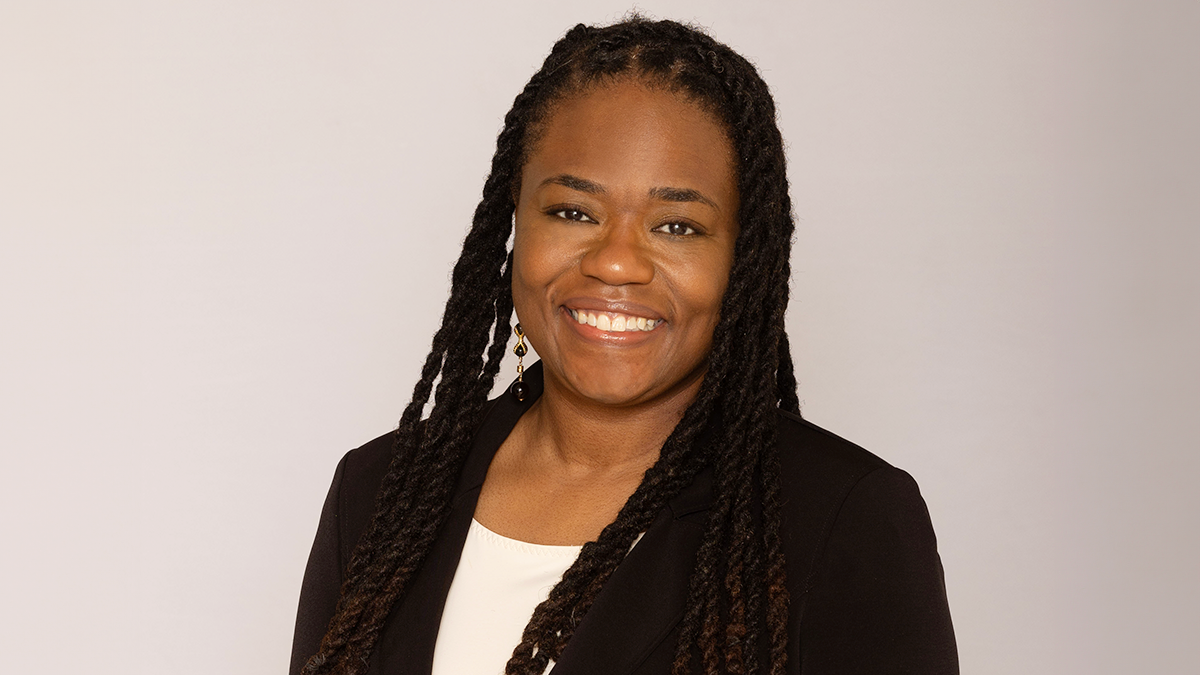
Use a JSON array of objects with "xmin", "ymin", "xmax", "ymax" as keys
[
  {"xmin": 540, "ymin": 174, "xmax": 606, "ymax": 194},
  {"xmin": 648, "ymin": 186, "xmax": 718, "ymax": 211},
  {"xmin": 540, "ymin": 173, "xmax": 719, "ymax": 211}
]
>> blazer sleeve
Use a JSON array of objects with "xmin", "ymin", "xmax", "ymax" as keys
[
  {"xmin": 798, "ymin": 466, "xmax": 959, "ymax": 674},
  {"xmin": 289, "ymin": 452, "xmax": 348, "ymax": 675}
]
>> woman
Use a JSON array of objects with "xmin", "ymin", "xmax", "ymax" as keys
[{"xmin": 291, "ymin": 17, "xmax": 957, "ymax": 675}]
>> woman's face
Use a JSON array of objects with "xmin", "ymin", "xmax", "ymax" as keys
[{"xmin": 512, "ymin": 79, "xmax": 739, "ymax": 408}]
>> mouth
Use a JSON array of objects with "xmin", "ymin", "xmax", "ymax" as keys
[{"xmin": 567, "ymin": 308, "xmax": 662, "ymax": 333}]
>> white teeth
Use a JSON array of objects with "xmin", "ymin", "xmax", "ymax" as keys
[{"xmin": 569, "ymin": 309, "xmax": 661, "ymax": 333}]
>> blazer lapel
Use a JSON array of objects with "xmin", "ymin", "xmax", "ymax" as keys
[
  {"xmin": 369, "ymin": 365, "xmax": 543, "ymax": 675},
  {"xmin": 551, "ymin": 457, "xmax": 716, "ymax": 675}
]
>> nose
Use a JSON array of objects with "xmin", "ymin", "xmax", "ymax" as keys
[{"xmin": 578, "ymin": 218, "xmax": 655, "ymax": 286}]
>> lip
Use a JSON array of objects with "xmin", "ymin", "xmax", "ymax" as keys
[{"xmin": 560, "ymin": 297, "xmax": 666, "ymax": 322}]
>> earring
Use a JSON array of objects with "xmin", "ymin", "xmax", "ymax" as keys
[{"xmin": 510, "ymin": 323, "xmax": 528, "ymax": 402}]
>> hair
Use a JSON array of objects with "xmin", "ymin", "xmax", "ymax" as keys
[{"xmin": 303, "ymin": 16, "xmax": 798, "ymax": 675}]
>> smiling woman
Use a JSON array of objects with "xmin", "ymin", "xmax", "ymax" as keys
[
  {"xmin": 291, "ymin": 16, "xmax": 957, "ymax": 675},
  {"xmin": 512, "ymin": 80, "xmax": 737, "ymax": 410}
]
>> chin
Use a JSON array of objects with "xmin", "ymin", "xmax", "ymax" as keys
[{"xmin": 562, "ymin": 365, "xmax": 656, "ymax": 407}]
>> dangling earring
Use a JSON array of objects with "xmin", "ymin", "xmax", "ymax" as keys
[{"xmin": 510, "ymin": 323, "xmax": 528, "ymax": 402}]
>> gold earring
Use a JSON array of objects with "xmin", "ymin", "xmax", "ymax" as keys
[{"xmin": 510, "ymin": 323, "xmax": 528, "ymax": 401}]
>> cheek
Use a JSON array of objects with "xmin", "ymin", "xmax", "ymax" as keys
[
  {"xmin": 511, "ymin": 227, "xmax": 546, "ymax": 300},
  {"xmin": 510, "ymin": 223, "xmax": 568, "ymax": 328},
  {"xmin": 669, "ymin": 253, "xmax": 734, "ymax": 331},
  {"xmin": 511, "ymin": 220, "xmax": 583, "ymax": 295},
  {"xmin": 693, "ymin": 280, "xmax": 729, "ymax": 335},
  {"xmin": 510, "ymin": 252, "xmax": 540, "ymax": 323}
]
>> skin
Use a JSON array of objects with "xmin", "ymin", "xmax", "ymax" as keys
[{"xmin": 474, "ymin": 78, "xmax": 739, "ymax": 545}]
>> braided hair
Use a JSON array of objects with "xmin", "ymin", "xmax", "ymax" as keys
[{"xmin": 303, "ymin": 16, "xmax": 799, "ymax": 675}]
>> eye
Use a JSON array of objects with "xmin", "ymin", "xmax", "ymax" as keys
[
  {"xmin": 551, "ymin": 208, "xmax": 596, "ymax": 223},
  {"xmin": 653, "ymin": 221, "xmax": 698, "ymax": 237}
]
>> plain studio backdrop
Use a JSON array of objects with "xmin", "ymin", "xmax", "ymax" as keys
[{"xmin": 1, "ymin": 1, "xmax": 1196, "ymax": 673}]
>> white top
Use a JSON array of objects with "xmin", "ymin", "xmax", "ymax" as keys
[{"xmin": 430, "ymin": 519, "xmax": 582, "ymax": 675}]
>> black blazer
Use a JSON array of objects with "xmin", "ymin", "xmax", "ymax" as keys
[{"xmin": 291, "ymin": 365, "xmax": 958, "ymax": 674}]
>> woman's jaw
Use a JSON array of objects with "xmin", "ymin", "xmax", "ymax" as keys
[{"xmin": 527, "ymin": 301, "xmax": 714, "ymax": 410}]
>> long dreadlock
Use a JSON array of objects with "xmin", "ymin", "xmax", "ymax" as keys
[{"xmin": 303, "ymin": 16, "xmax": 799, "ymax": 675}]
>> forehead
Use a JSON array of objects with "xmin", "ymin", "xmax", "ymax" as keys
[{"xmin": 521, "ymin": 80, "xmax": 737, "ymax": 197}]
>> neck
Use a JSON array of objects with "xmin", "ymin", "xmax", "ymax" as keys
[{"xmin": 519, "ymin": 368, "xmax": 704, "ymax": 471}]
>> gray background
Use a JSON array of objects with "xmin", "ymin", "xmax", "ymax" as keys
[{"xmin": 1, "ymin": 1, "xmax": 1196, "ymax": 673}]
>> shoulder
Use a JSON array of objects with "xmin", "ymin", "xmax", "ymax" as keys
[
  {"xmin": 338, "ymin": 429, "xmax": 396, "ymax": 499},
  {"xmin": 775, "ymin": 410, "xmax": 892, "ymax": 485},
  {"xmin": 773, "ymin": 411, "xmax": 936, "ymax": 591},
  {"xmin": 775, "ymin": 412, "xmax": 957, "ymax": 671},
  {"xmin": 331, "ymin": 397, "xmax": 507, "ymax": 561},
  {"xmin": 327, "ymin": 430, "xmax": 397, "ymax": 564},
  {"xmin": 773, "ymin": 410, "xmax": 900, "ymax": 539}
]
